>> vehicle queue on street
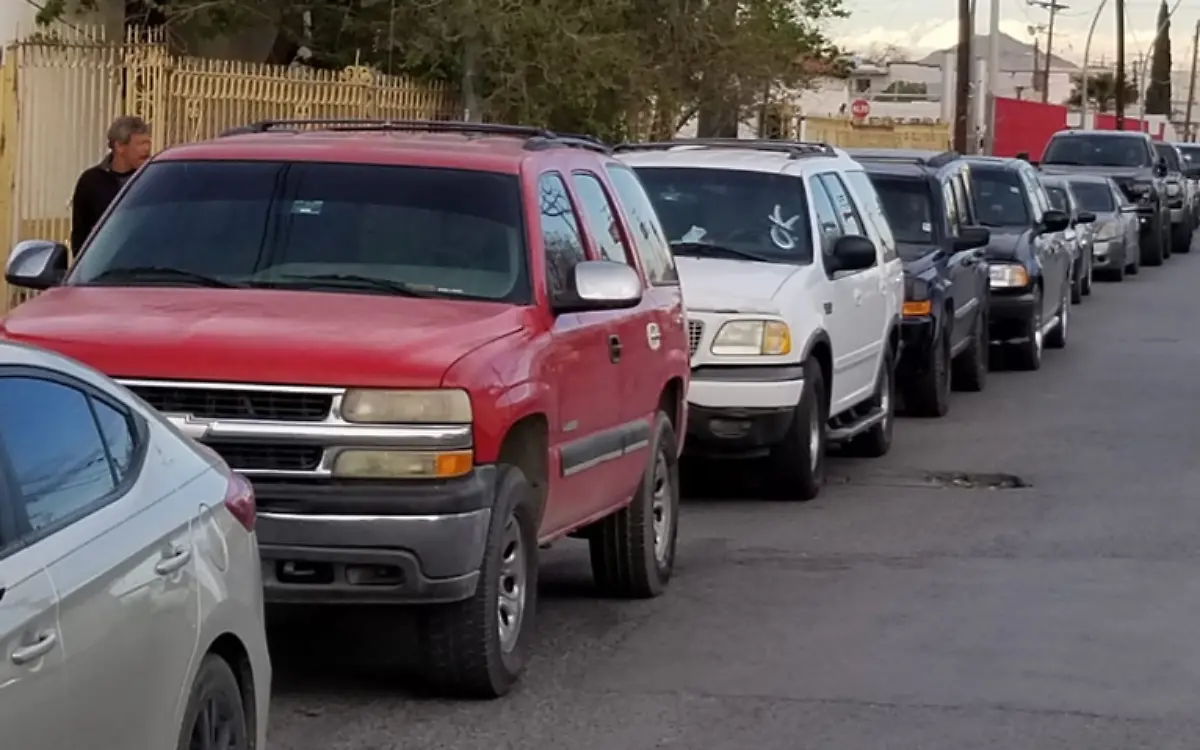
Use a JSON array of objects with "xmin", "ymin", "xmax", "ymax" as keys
[{"xmin": 0, "ymin": 119, "xmax": 1194, "ymax": 749}]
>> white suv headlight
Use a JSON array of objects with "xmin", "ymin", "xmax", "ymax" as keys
[
  {"xmin": 989, "ymin": 263, "xmax": 1029, "ymax": 289},
  {"xmin": 340, "ymin": 389, "xmax": 472, "ymax": 423},
  {"xmin": 710, "ymin": 320, "xmax": 792, "ymax": 356}
]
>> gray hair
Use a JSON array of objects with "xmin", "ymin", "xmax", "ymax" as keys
[{"xmin": 106, "ymin": 116, "xmax": 150, "ymax": 148}]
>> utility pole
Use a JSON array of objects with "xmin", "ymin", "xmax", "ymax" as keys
[
  {"xmin": 1029, "ymin": 0, "xmax": 1069, "ymax": 103},
  {"xmin": 954, "ymin": 0, "xmax": 972, "ymax": 152},
  {"xmin": 1187, "ymin": 20, "xmax": 1199, "ymax": 141},
  {"xmin": 983, "ymin": 0, "xmax": 1002, "ymax": 153},
  {"xmin": 1115, "ymin": 0, "xmax": 1126, "ymax": 129}
]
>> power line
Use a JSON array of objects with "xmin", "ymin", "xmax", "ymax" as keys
[{"xmin": 1028, "ymin": 0, "xmax": 1070, "ymax": 103}]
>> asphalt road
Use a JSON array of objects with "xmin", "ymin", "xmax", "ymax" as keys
[{"xmin": 267, "ymin": 237, "xmax": 1200, "ymax": 750}]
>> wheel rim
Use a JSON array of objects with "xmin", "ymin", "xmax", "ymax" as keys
[
  {"xmin": 496, "ymin": 514, "xmax": 527, "ymax": 654},
  {"xmin": 190, "ymin": 693, "xmax": 242, "ymax": 750},
  {"xmin": 650, "ymin": 450, "xmax": 673, "ymax": 564},
  {"xmin": 1061, "ymin": 287, "xmax": 1069, "ymax": 336},
  {"xmin": 1033, "ymin": 306, "xmax": 1043, "ymax": 355},
  {"xmin": 807, "ymin": 403, "xmax": 821, "ymax": 472}
]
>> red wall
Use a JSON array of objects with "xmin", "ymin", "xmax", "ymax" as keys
[
  {"xmin": 992, "ymin": 97, "xmax": 1067, "ymax": 159},
  {"xmin": 1092, "ymin": 114, "xmax": 1165, "ymax": 140}
]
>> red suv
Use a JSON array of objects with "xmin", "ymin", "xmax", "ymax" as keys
[{"xmin": 1, "ymin": 120, "xmax": 690, "ymax": 697}]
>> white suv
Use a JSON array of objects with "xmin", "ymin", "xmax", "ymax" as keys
[{"xmin": 616, "ymin": 139, "xmax": 904, "ymax": 500}]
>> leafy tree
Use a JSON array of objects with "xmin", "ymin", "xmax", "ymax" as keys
[
  {"xmin": 36, "ymin": 0, "xmax": 847, "ymax": 141},
  {"xmin": 1144, "ymin": 0, "xmax": 1173, "ymax": 115},
  {"xmin": 1066, "ymin": 71, "xmax": 1138, "ymax": 113}
]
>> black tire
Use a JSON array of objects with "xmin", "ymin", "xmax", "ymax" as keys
[
  {"xmin": 1046, "ymin": 279, "xmax": 1069, "ymax": 350},
  {"xmin": 1142, "ymin": 221, "xmax": 1165, "ymax": 266},
  {"xmin": 1173, "ymin": 221, "xmax": 1193, "ymax": 254},
  {"xmin": 905, "ymin": 327, "xmax": 950, "ymax": 417},
  {"xmin": 1082, "ymin": 252, "xmax": 1093, "ymax": 295},
  {"xmin": 1070, "ymin": 261, "xmax": 1083, "ymax": 304},
  {"xmin": 951, "ymin": 307, "xmax": 988, "ymax": 392},
  {"xmin": 590, "ymin": 411, "xmax": 680, "ymax": 599},
  {"xmin": 766, "ymin": 360, "xmax": 826, "ymax": 501},
  {"xmin": 421, "ymin": 465, "xmax": 539, "ymax": 698},
  {"xmin": 1126, "ymin": 244, "xmax": 1140, "ymax": 275},
  {"xmin": 845, "ymin": 346, "xmax": 896, "ymax": 459},
  {"xmin": 1010, "ymin": 286, "xmax": 1044, "ymax": 371},
  {"xmin": 1102, "ymin": 258, "xmax": 1126, "ymax": 282},
  {"xmin": 176, "ymin": 655, "xmax": 250, "ymax": 750}
]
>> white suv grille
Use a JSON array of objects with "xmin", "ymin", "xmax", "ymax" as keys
[{"xmin": 687, "ymin": 320, "xmax": 704, "ymax": 357}]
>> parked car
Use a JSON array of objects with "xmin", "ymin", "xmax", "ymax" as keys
[
  {"xmin": 0, "ymin": 339, "xmax": 270, "ymax": 750},
  {"xmin": 1039, "ymin": 129, "xmax": 1171, "ymax": 266},
  {"xmin": 1176, "ymin": 143, "xmax": 1200, "ymax": 224},
  {"xmin": 615, "ymin": 138, "xmax": 904, "ymax": 500},
  {"xmin": 963, "ymin": 156, "xmax": 1074, "ymax": 371},
  {"xmin": 1, "ymin": 119, "xmax": 691, "ymax": 698},
  {"xmin": 1152, "ymin": 141, "xmax": 1194, "ymax": 254},
  {"xmin": 1064, "ymin": 175, "xmax": 1141, "ymax": 281},
  {"xmin": 1040, "ymin": 175, "xmax": 1097, "ymax": 303},
  {"xmin": 847, "ymin": 148, "xmax": 991, "ymax": 417}
]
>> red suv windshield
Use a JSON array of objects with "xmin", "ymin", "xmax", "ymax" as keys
[{"xmin": 69, "ymin": 160, "xmax": 531, "ymax": 303}]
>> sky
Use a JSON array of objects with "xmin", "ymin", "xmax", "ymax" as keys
[{"xmin": 831, "ymin": 0, "xmax": 1199, "ymax": 66}]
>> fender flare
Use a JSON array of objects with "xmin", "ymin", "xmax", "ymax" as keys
[{"xmin": 800, "ymin": 328, "xmax": 832, "ymax": 365}]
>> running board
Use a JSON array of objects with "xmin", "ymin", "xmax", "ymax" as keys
[
  {"xmin": 827, "ymin": 407, "xmax": 886, "ymax": 442},
  {"xmin": 990, "ymin": 312, "xmax": 1060, "ymax": 346}
]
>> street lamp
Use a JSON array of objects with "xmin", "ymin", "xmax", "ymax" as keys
[{"xmin": 1080, "ymin": 0, "xmax": 1109, "ymax": 129}]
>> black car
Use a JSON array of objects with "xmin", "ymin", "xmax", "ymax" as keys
[
  {"xmin": 1039, "ymin": 129, "xmax": 1171, "ymax": 266},
  {"xmin": 1040, "ymin": 175, "xmax": 1098, "ymax": 303},
  {"xmin": 964, "ymin": 156, "xmax": 1074, "ymax": 371},
  {"xmin": 850, "ymin": 148, "xmax": 991, "ymax": 417}
]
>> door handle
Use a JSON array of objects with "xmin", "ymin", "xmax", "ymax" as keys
[
  {"xmin": 607, "ymin": 335, "xmax": 622, "ymax": 364},
  {"xmin": 155, "ymin": 546, "xmax": 193, "ymax": 575},
  {"xmin": 853, "ymin": 289, "xmax": 865, "ymax": 306},
  {"xmin": 11, "ymin": 631, "xmax": 57, "ymax": 665}
]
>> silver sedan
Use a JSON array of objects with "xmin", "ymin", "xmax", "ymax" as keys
[
  {"xmin": 0, "ymin": 340, "xmax": 271, "ymax": 750},
  {"xmin": 1064, "ymin": 174, "xmax": 1141, "ymax": 281}
]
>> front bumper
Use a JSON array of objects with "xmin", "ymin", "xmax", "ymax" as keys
[
  {"xmin": 254, "ymin": 467, "xmax": 498, "ymax": 605},
  {"xmin": 685, "ymin": 364, "xmax": 804, "ymax": 455},
  {"xmin": 988, "ymin": 289, "xmax": 1038, "ymax": 344},
  {"xmin": 1091, "ymin": 239, "xmax": 1125, "ymax": 269}
]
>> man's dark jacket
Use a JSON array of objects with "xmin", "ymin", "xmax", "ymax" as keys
[{"xmin": 70, "ymin": 155, "xmax": 135, "ymax": 251}]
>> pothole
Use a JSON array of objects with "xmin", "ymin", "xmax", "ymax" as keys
[{"xmin": 829, "ymin": 469, "xmax": 1029, "ymax": 490}]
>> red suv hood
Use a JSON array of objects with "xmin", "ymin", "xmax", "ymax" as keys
[{"xmin": 1, "ymin": 287, "xmax": 525, "ymax": 387}]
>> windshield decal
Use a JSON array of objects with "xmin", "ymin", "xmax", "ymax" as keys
[
  {"xmin": 680, "ymin": 225, "xmax": 708, "ymax": 243},
  {"xmin": 768, "ymin": 204, "xmax": 800, "ymax": 250},
  {"xmin": 291, "ymin": 200, "xmax": 324, "ymax": 215}
]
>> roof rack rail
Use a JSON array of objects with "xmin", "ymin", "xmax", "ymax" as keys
[
  {"xmin": 848, "ymin": 149, "xmax": 961, "ymax": 168},
  {"xmin": 613, "ymin": 138, "xmax": 836, "ymax": 159},
  {"xmin": 218, "ymin": 119, "xmax": 611, "ymax": 154}
]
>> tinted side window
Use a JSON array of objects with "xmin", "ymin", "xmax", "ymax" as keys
[
  {"xmin": 843, "ymin": 170, "xmax": 898, "ymax": 262},
  {"xmin": 818, "ymin": 173, "xmax": 865, "ymax": 235},
  {"xmin": 952, "ymin": 173, "xmax": 975, "ymax": 224},
  {"xmin": 605, "ymin": 165, "xmax": 679, "ymax": 285},
  {"xmin": 538, "ymin": 172, "xmax": 587, "ymax": 300},
  {"xmin": 0, "ymin": 376, "xmax": 122, "ymax": 534},
  {"xmin": 571, "ymin": 172, "xmax": 630, "ymax": 264},
  {"xmin": 1019, "ymin": 169, "xmax": 1048, "ymax": 220},
  {"xmin": 943, "ymin": 181, "xmax": 961, "ymax": 232},
  {"xmin": 810, "ymin": 176, "xmax": 843, "ymax": 253}
]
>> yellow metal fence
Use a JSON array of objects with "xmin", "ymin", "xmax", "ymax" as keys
[{"xmin": 0, "ymin": 26, "xmax": 460, "ymax": 312}]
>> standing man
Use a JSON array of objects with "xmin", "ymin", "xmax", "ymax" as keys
[{"xmin": 70, "ymin": 116, "xmax": 152, "ymax": 251}]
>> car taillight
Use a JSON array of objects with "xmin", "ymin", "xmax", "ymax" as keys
[{"xmin": 223, "ymin": 472, "xmax": 257, "ymax": 532}]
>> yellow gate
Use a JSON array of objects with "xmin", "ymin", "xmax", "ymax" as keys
[{"xmin": 0, "ymin": 26, "xmax": 460, "ymax": 313}]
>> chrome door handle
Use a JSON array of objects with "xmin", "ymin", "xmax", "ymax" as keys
[
  {"xmin": 155, "ymin": 547, "xmax": 193, "ymax": 575},
  {"xmin": 11, "ymin": 631, "xmax": 57, "ymax": 665},
  {"xmin": 853, "ymin": 289, "xmax": 865, "ymax": 305}
]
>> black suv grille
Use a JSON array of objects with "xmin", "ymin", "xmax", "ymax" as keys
[
  {"xmin": 205, "ymin": 441, "xmax": 324, "ymax": 472},
  {"xmin": 126, "ymin": 385, "xmax": 333, "ymax": 422}
]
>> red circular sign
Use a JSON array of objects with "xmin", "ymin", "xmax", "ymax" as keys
[{"xmin": 850, "ymin": 98, "xmax": 870, "ymax": 118}]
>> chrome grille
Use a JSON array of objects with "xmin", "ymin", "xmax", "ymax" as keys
[
  {"xmin": 125, "ymin": 383, "xmax": 333, "ymax": 422},
  {"xmin": 687, "ymin": 320, "xmax": 704, "ymax": 357}
]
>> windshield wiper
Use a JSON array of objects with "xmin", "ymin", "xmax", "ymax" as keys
[
  {"xmin": 268, "ymin": 273, "xmax": 433, "ymax": 297},
  {"xmin": 670, "ymin": 241, "xmax": 773, "ymax": 263},
  {"xmin": 85, "ymin": 266, "xmax": 242, "ymax": 288}
]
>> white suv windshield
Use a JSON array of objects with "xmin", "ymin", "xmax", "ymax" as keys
[
  {"xmin": 632, "ymin": 166, "xmax": 813, "ymax": 264},
  {"xmin": 69, "ymin": 160, "xmax": 530, "ymax": 303}
]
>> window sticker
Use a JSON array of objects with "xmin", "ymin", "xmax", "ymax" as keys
[
  {"xmin": 291, "ymin": 200, "xmax": 324, "ymax": 215},
  {"xmin": 768, "ymin": 204, "xmax": 801, "ymax": 250},
  {"xmin": 680, "ymin": 225, "xmax": 708, "ymax": 243},
  {"xmin": 921, "ymin": 222, "xmax": 932, "ymax": 233}
]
